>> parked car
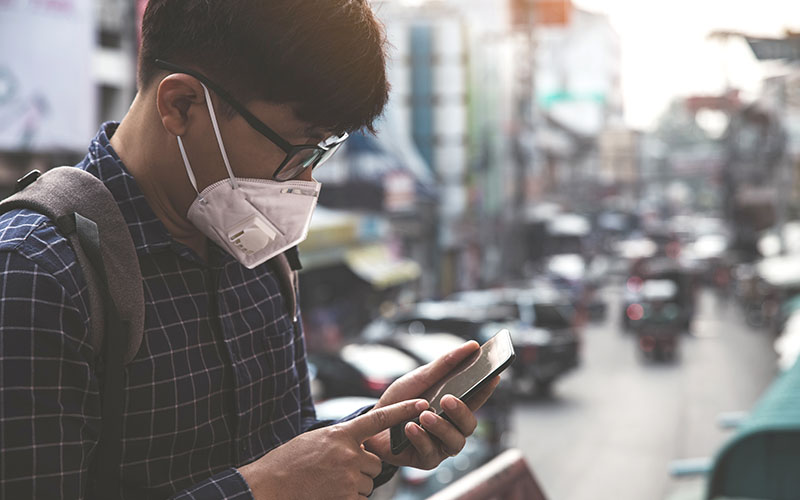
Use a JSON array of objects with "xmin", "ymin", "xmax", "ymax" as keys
[
  {"xmin": 775, "ymin": 293, "xmax": 800, "ymax": 339},
  {"xmin": 543, "ymin": 254, "xmax": 608, "ymax": 322},
  {"xmin": 451, "ymin": 287, "xmax": 582, "ymax": 395},
  {"xmin": 732, "ymin": 262, "xmax": 776, "ymax": 328},
  {"xmin": 367, "ymin": 296, "xmax": 579, "ymax": 396},
  {"xmin": 775, "ymin": 310, "xmax": 800, "ymax": 371},
  {"xmin": 449, "ymin": 285, "xmax": 577, "ymax": 331},
  {"xmin": 308, "ymin": 342, "xmax": 419, "ymax": 401},
  {"xmin": 755, "ymin": 254, "xmax": 800, "ymax": 333}
]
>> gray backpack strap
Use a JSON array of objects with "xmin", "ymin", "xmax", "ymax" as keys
[
  {"xmin": 269, "ymin": 251, "xmax": 298, "ymax": 321},
  {"xmin": 0, "ymin": 167, "xmax": 144, "ymax": 364}
]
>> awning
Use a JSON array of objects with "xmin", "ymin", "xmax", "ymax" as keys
[
  {"xmin": 300, "ymin": 208, "xmax": 360, "ymax": 251},
  {"xmin": 298, "ymin": 208, "xmax": 362, "ymax": 269},
  {"xmin": 345, "ymin": 244, "xmax": 421, "ymax": 290}
]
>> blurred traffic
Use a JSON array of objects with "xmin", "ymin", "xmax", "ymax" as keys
[{"xmin": 3, "ymin": 0, "xmax": 800, "ymax": 499}]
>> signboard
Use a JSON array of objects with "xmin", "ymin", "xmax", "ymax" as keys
[
  {"xmin": 0, "ymin": 0, "xmax": 95, "ymax": 151},
  {"xmin": 511, "ymin": 0, "xmax": 572, "ymax": 27}
]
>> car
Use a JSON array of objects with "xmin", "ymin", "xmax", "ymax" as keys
[
  {"xmin": 308, "ymin": 342, "xmax": 420, "ymax": 401},
  {"xmin": 627, "ymin": 279, "xmax": 684, "ymax": 361},
  {"xmin": 449, "ymin": 284, "xmax": 577, "ymax": 332},
  {"xmin": 449, "ymin": 287, "xmax": 582, "ymax": 395},
  {"xmin": 622, "ymin": 256, "xmax": 697, "ymax": 333},
  {"xmin": 368, "ymin": 294, "xmax": 580, "ymax": 396},
  {"xmin": 755, "ymin": 254, "xmax": 800, "ymax": 333},
  {"xmin": 775, "ymin": 310, "xmax": 800, "ymax": 371},
  {"xmin": 542, "ymin": 254, "xmax": 608, "ymax": 323}
]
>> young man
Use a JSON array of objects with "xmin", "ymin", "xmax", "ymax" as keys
[{"xmin": 0, "ymin": 1, "xmax": 499, "ymax": 499}]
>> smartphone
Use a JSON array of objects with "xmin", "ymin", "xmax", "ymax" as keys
[{"xmin": 390, "ymin": 329, "xmax": 515, "ymax": 455}]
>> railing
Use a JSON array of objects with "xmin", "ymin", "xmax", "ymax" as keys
[{"xmin": 427, "ymin": 448, "xmax": 549, "ymax": 500}]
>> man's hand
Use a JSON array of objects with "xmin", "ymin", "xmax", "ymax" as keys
[
  {"xmin": 238, "ymin": 398, "xmax": 428, "ymax": 499},
  {"xmin": 364, "ymin": 341, "xmax": 501, "ymax": 470}
]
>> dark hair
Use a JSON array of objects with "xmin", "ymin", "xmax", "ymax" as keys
[{"xmin": 139, "ymin": 0, "xmax": 389, "ymax": 134}]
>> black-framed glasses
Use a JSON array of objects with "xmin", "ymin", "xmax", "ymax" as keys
[{"xmin": 154, "ymin": 59, "xmax": 348, "ymax": 181}]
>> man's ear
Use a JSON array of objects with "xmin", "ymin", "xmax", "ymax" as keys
[{"xmin": 155, "ymin": 73, "xmax": 206, "ymax": 137}]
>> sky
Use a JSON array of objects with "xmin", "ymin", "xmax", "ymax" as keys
[{"xmin": 571, "ymin": 0, "xmax": 800, "ymax": 130}]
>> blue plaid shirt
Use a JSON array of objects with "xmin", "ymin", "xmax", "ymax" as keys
[{"xmin": 0, "ymin": 123, "xmax": 357, "ymax": 499}]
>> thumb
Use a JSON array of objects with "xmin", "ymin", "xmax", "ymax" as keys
[{"xmin": 344, "ymin": 399, "xmax": 428, "ymax": 443}]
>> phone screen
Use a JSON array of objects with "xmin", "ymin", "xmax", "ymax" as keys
[{"xmin": 390, "ymin": 329, "xmax": 515, "ymax": 454}]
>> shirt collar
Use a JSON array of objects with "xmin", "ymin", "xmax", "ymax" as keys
[{"xmin": 79, "ymin": 122, "xmax": 199, "ymax": 260}]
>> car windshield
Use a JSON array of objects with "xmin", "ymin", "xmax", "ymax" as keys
[
  {"xmin": 340, "ymin": 344, "xmax": 419, "ymax": 379},
  {"xmin": 395, "ymin": 333, "xmax": 467, "ymax": 364},
  {"xmin": 532, "ymin": 304, "xmax": 572, "ymax": 329}
]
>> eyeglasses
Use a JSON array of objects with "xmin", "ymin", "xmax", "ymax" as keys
[{"xmin": 154, "ymin": 59, "xmax": 348, "ymax": 181}]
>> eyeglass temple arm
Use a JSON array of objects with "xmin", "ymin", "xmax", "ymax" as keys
[{"xmin": 153, "ymin": 58, "xmax": 295, "ymax": 153}]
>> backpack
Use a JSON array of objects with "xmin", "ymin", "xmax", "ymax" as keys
[{"xmin": 0, "ymin": 166, "xmax": 299, "ymax": 497}]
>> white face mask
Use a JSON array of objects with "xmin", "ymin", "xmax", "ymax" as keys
[{"xmin": 176, "ymin": 83, "xmax": 320, "ymax": 269}]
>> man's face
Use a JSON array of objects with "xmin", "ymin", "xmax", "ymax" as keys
[{"xmin": 175, "ymin": 92, "xmax": 337, "ymax": 198}]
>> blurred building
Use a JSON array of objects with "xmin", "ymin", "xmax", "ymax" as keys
[
  {"xmin": 761, "ymin": 66, "xmax": 800, "ymax": 206},
  {"xmin": 0, "ymin": 0, "xmax": 136, "ymax": 194},
  {"xmin": 718, "ymin": 32, "xmax": 800, "ymax": 258},
  {"xmin": 532, "ymin": 6, "xmax": 624, "ymax": 200},
  {"xmin": 355, "ymin": 0, "xmax": 521, "ymax": 296}
]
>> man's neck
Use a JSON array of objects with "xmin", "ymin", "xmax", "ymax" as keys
[{"xmin": 109, "ymin": 93, "xmax": 209, "ymax": 263}]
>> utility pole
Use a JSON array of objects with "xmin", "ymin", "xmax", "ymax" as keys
[{"xmin": 504, "ymin": 0, "xmax": 537, "ymax": 281}]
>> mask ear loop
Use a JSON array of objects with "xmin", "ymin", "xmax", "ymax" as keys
[
  {"xmin": 200, "ymin": 82, "xmax": 239, "ymax": 190},
  {"xmin": 176, "ymin": 135, "xmax": 206, "ymax": 204}
]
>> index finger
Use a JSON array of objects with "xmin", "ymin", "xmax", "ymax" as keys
[{"xmin": 344, "ymin": 399, "xmax": 429, "ymax": 443}]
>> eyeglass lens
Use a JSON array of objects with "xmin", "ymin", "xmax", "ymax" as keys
[{"xmin": 274, "ymin": 141, "xmax": 344, "ymax": 181}]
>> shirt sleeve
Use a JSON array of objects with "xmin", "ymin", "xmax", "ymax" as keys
[
  {"xmin": 0, "ymin": 250, "xmax": 100, "ymax": 498},
  {"xmin": 169, "ymin": 468, "xmax": 253, "ymax": 499}
]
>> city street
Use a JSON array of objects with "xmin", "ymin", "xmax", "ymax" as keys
[
  {"xmin": 509, "ymin": 284, "xmax": 779, "ymax": 500},
  {"xmin": 2, "ymin": 1, "xmax": 800, "ymax": 498}
]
